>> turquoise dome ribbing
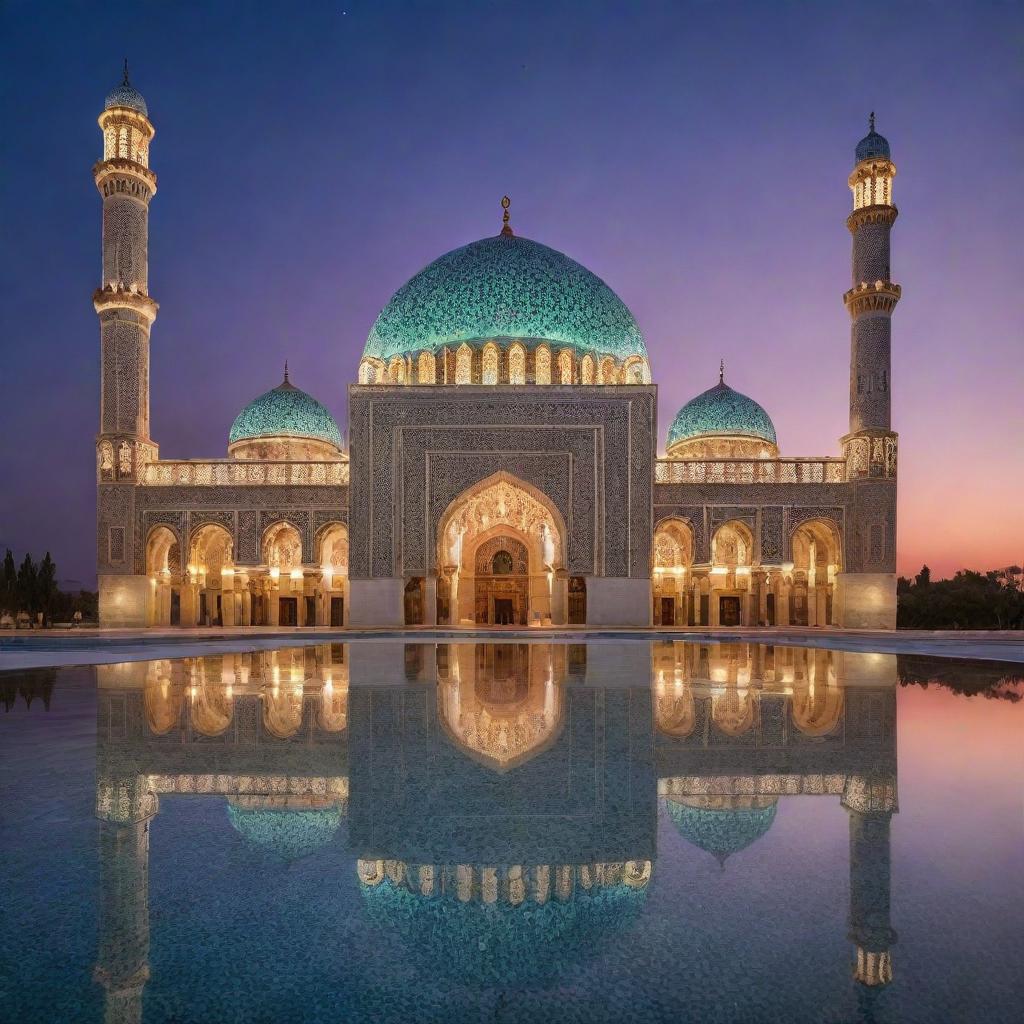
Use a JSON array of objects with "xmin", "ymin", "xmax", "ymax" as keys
[
  {"xmin": 666, "ymin": 801, "xmax": 778, "ymax": 862},
  {"xmin": 229, "ymin": 374, "xmax": 343, "ymax": 449},
  {"xmin": 363, "ymin": 233, "xmax": 647, "ymax": 361},
  {"xmin": 227, "ymin": 805, "xmax": 343, "ymax": 862},
  {"xmin": 667, "ymin": 380, "xmax": 777, "ymax": 449}
]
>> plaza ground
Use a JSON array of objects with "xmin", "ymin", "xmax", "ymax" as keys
[{"xmin": 1, "ymin": 624, "xmax": 1021, "ymax": 670}]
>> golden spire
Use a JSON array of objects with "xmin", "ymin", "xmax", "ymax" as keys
[{"xmin": 500, "ymin": 195, "xmax": 513, "ymax": 237}]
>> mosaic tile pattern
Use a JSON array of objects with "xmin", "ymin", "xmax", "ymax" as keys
[
  {"xmin": 856, "ymin": 129, "xmax": 890, "ymax": 162},
  {"xmin": 667, "ymin": 380, "xmax": 778, "ymax": 448},
  {"xmin": 229, "ymin": 378, "xmax": 343, "ymax": 449},
  {"xmin": 363, "ymin": 234, "xmax": 648, "ymax": 361},
  {"xmin": 105, "ymin": 83, "xmax": 148, "ymax": 116}
]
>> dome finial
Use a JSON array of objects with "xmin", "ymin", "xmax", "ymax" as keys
[
  {"xmin": 283, "ymin": 360, "xmax": 290, "ymax": 384},
  {"xmin": 719, "ymin": 358, "xmax": 725, "ymax": 385},
  {"xmin": 500, "ymin": 195, "xmax": 513, "ymax": 237},
  {"xmin": 123, "ymin": 58, "xmax": 130, "ymax": 87}
]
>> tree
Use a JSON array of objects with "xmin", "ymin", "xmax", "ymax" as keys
[
  {"xmin": 0, "ymin": 549, "xmax": 15, "ymax": 614},
  {"xmin": 16, "ymin": 553, "xmax": 37, "ymax": 616},
  {"xmin": 37, "ymin": 552, "xmax": 57, "ymax": 626},
  {"xmin": 898, "ymin": 565, "xmax": 1024, "ymax": 630}
]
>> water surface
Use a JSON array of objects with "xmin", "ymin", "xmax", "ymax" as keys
[{"xmin": 1, "ymin": 641, "xmax": 1021, "ymax": 1023}]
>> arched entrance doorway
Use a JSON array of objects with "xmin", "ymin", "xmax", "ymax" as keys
[
  {"xmin": 790, "ymin": 519, "xmax": 842, "ymax": 626},
  {"xmin": 145, "ymin": 526, "xmax": 181, "ymax": 626},
  {"xmin": 653, "ymin": 518, "xmax": 694, "ymax": 626},
  {"xmin": 186, "ymin": 524, "xmax": 233, "ymax": 627},
  {"xmin": 436, "ymin": 473, "xmax": 565, "ymax": 627},
  {"xmin": 709, "ymin": 520, "xmax": 755, "ymax": 627},
  {"xmin": 474, "ymin": 537, "xmax": 529, "ymax": 625}
]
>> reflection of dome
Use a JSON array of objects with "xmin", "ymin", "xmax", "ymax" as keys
[
  {"xmin": 665, "ymin": 796, "xmax": 778, "ymax": 864},
  {"xmin": 228, "ymin": 370, "xmax": 343, "ymax": 451},
  {"xmin": 667, "ymin": 378, "xmax": 777, "ymax": 454},
  {"xmin": 363, "ymin": 234, "xmax": 647, "ymax": 362},
  {"xmin": 359, "ymin": 861, "xmax": 649, "ymax": 986},
  {"xmin": 227, "ymin": 803, "xmax": 342, "ymax": 862}
]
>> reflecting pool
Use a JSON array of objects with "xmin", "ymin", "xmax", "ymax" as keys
[{"xmin": 1, "ymin": 642, "xmax": 1022, "ymax": 1023}]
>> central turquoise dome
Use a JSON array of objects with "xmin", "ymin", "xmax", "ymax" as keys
[
  {"xmin": 363, "ymin": 233, "xmax": 647, "ymax": 362},
  {"xmin": 667, "ymin": 379, "xmax": 777, "ymax": 450}
]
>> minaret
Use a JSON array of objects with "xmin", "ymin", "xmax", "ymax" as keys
[
  {"xmin": 834, "ymin": 117, "xmax": 900, "ymax": 630},
  {"xmin": 95, "ymin": 64, "xmax": 158, "ymax": 626},
  {"xmin": 843, "ymin": 114, "xmax": 899, "ymax": 454},
  {"xmin": 94, "ymin": 61, "xmax": 158, "ymax": 481}
]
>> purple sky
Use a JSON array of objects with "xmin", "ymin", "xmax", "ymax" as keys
[{"xmin": 1, "ymin": 1, "xmax": 1021, "ymax": 585}]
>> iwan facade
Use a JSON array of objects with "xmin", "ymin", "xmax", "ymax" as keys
[{"xmin": 94, "ymin": 72, "xmax": 900, "ymax": 630}]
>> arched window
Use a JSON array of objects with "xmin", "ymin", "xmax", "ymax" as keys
[
  {"xmin": 388, "ymin": 356, "xmax": 405, "ymax": 383},
  {"xmin": 599, "ymin": 356, "xmax": 616, "ymax": 384},
  {"xmin": 558, "ymin": 349, "xmax": 573, "ymax": 384},
  {"xmin": 417, "ymin": 351, "xmax": 436, "ymax": 384},
  {"xmin": 580, "ymin": 354, "xmax": 595, "ymax": 385},
  {"xmin": 118, "ymin": 126, "xmax": 129, "ymax": 158},
  {"xmin": 492, "ymin": 550, "xmax": 514, "ymax": 575},
  {"xmin": 535, "ymin": 344, "xmax": 551, "ymax": 384},
  {"xmin": 456, "ymin": 344, "xmax": 473, "ymax": 384},
  {"xmin": 482, "ymin": 343, "xmax": 499, "ymax": 385},
  {"xmin": 508, "ymin": 343, "xmax": 526, "ymax": 385}
]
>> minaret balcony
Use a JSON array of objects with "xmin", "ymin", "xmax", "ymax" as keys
[
  {"xmin": 93, "ymin": 284, "xmax": 159, "ymax": 323},
  {"xmin": 846, "ymin": 204, "xmax": 898, "ymax": 232},
  {"xmin": 843, "ymin": 280, "xmax": 901, "ymax": 317}
]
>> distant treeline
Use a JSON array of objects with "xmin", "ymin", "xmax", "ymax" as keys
[
  {"xmin": 0, "ymin": 549, "xmax": 98, "ymax": 625},
  {"xmin": 898, "ymin": 565, "xmax": 1024, "ymax": 630}
]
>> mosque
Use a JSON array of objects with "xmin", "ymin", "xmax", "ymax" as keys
[{"xmin": 94, "ymin": 68, "xmax": 899, "ymax": 629}]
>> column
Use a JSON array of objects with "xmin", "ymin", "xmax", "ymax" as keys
[{"xmin": 424, "ymin": 576, "xmax": 438, "ymax": 626}]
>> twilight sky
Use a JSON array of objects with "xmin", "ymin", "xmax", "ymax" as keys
[{"xmin": 1, "ymin": 0, "xmax": 1021, "ymax": 586}]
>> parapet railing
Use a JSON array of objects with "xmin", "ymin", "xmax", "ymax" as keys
[
  {"xmin": 655, "ymin": 458, "xmax": 846, "ymax": 485},
  {"xmin": 141, "ymin": 460, "xmax": 350, "ymax": 486}
]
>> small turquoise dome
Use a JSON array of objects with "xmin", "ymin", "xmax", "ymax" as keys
[
  {"xmin": 229, "ymin": 370, "xmax": 343, "ymax": 449},
  {"xmin": 105, "ymin": 65, "xmax": 148, "ymax": 116},
  {"xmin": 363, "ymin": 232, "xmax": 647, "ymax": 362},
  {"xmin": 856, "ymin": 115, "xmax": 890, "ymax": 162},
  {"xmin": 666, "ymin": 800, "xmax": 778, "ymax": 863},
  {"xmin": 667, "ymin": 378, "xmax": 777, "ymax": 449},
  {"xmin": 227, "ymin": 804, "xmax": 342, "ymax": 862}
]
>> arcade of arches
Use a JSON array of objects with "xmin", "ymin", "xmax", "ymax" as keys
[
  {"xmin": 145, "ymin": 522, "xmax": 350, "ymax": 628},
  {"xmin": 653, "ymin": 517, "xmax": 842, "ymax": 627}
]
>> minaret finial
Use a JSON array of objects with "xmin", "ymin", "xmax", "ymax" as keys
[
  {"xmin": 500, "ymin": 195, "xmax": 513, "ymax": 237},
  {"xmin": 283, "ymin": 360, "xmax": 289, "ymax": 384},
  {"xmin": 719, "ymin": 358, "xmax": 725, "ymax": 385},
  {"xmin": 123, "ymin": 58, "xmax": 130, "ymax": 86},
  {"xmin": 869, "ymin": 111, "xmax": 875, "ymax": 133}
]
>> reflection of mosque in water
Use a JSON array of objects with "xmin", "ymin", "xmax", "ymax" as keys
[{"xmin": 94, "ymin": 642, "xmax": 897, "ymax": 1015}]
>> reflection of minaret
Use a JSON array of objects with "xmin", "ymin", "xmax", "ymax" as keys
[
  {"xmin": 94, "ymin": 775, "xmax": 156, "ymax": 1024},
  {"xmin": 843, "ymin": 774, "xmax": 897, "ymax": 988}
]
